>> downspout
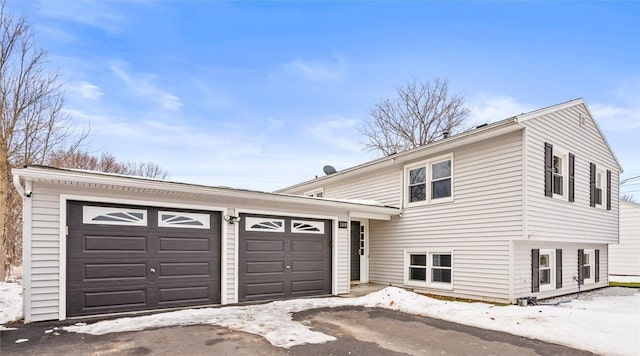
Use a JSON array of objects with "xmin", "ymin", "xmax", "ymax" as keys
[{"xmin": 12, "ymin": 174, "xmax": 29, "ymax": 198}]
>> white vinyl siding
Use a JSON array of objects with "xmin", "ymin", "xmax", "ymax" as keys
[
  {"xmin": 367, "ymin": 131, "xmax": 523, "ymax": 302},
  {"xmin": 522, "ymin": 104, "xmax": 619, "ymax": 244},
  {"xmin": 292, "ymin": 169, "xmax": 402, "ymax": 207},
  {"xmin": 28, "ymin": 191, "xmax": 61, "ymax": 322},
  {"xmin": 609, "ymin": 201, "xmax": 640, "ymax": 281},
  {"xmin": 513, "ymin": 241, "xmax": 608, "ymax": 301}
]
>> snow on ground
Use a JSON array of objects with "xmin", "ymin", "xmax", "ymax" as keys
[
  {"xmin": 1, "ymin": 282, "xmax": 638, "ymax": 355},
  {"xmin": 0, "ymin": 281, "xmax": 23, "ymax": 329}
]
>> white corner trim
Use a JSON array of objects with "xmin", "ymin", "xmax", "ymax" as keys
[{"xmin": 22, "ymin": 180, "xmax": 33, "ymax": 322}]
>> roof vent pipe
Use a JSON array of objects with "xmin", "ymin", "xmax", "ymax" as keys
[{"xmin": 443, "ymin": 130, "xmax": 450, "ymax": 139}]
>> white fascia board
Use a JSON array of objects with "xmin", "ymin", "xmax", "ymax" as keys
[
  {"xmin": 12, "ymin": 167, "xmax": 399, "ymax": 217},
  {"xmin": 515, "ymin": 98, "xmax": 584, "ymax": 122}
]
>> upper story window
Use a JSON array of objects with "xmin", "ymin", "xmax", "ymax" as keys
[
  {"xmin": 304, "ymin": 188, "xmax": 324, "ymax": 198},
  {"xmin": 595, "ymin": 169, "xmax": 604, "ymax": 207},
  {"xmin": 405, "ymin": 154, "xmax": 453, "ymax": 206},
  {"xmin": 544, "ymin": 143, "xmax": 574, "ymax": 202},
  {"xmin": 589, "ymin": 163, "xmax": 611, "ymax": 210},
  {"xmin": 408, "ymin": 167, "xmax": 426, "ymax": 202},
  {"xmin": 552, "ymin": 154, "xmax": 564, "ymax": 196}
]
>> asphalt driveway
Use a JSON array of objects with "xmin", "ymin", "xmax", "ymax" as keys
[{"xmin": 1, "ymin": 306, "xmax": 593, "ymax": 356}]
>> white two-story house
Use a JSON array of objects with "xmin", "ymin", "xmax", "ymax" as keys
[
  {"xmin": 279, "ymin": 98, "xmax": 621, "ymax": 303},
  {"xmin": 13, "ymin": 98, "xmax": 620, "ymax": 322}
]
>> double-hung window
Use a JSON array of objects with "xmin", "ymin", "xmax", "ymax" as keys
[
  {"xmin": 544, "ymin": 143, "xmax": 573, "ymax": 201},
  {"xmin": 578, "ymin": 249, "xmax": 598, "ymax": 285},
  {"xmin": 405, "ymin": 251, "xmax": 453, "ymax": 289},
  {"xmin": 552, "ymin": 155, "xmax": 564, "ymax": 196},
  {"xmin": 405, "ymin": 154, "xmax": 453, "ymax": 206},
  {"xmin": 538, "ymin": 249, "xmax": 555, "ymax": 291},
  {"xmin": 532, "ymin": 248, "xmax": 562, "ymax": 292},
  {"xmin": 594, "ymin": 170, "xmax": 604, "ymax": 207}
]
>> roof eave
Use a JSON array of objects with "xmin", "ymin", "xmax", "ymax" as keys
[{"xmin": 12, "ymin": 166, "xmax": 401, "ymax": 217}]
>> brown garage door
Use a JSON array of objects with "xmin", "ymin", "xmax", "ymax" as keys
[
  {"xmin": 67, "ymin": 201, "xmax": 221, "ymax": 317},
  {"xmin": 238, "ymin": 213, "xmax": 332, "ymax": 302}
]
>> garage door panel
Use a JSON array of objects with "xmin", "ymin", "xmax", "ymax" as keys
[
  {"xmin": 245, "ymin": 281, "xmax": 285, "ymax": 299},
  {"xmin": 290, "ymin": 239, "xmax": 324, "ymax": 252},
  {"xmin": 67, "ymin": 201, "xmax": 221, "ymax": 317},
  {"xmin": 83, "ymin": 235, "xmax": 148, "ymax": 252},
  {"xmin": 291, "ymin": 279, "xmax": 325, "ymax": 294},
  {"xmin": 84, "ymin": 289, "xmax": 147, "ymax": 308},
  {"xmin": 158, "ymin": 262, "xmax": 211, "ymax": 277},
  {"xmin": 245, "ymin": 239, "xmax": 285, "ymax": 252},
  {"xmin": 158, "ymin": 285, "xmax": 210, "ymax": 303},
  {"xmin": 291, "ymin": 260, "xmax": 324, "ymax": 272},
  {"xmin": 246, "ymin": 261, "xmax": 284, "ymax": 274},
  {"xmin": 159, "ymin": 237, "xmax": 209, "ymax": 252},
  {"xmin": 84, "ymin": 263, "xmax": 147, "ymax": 280}
]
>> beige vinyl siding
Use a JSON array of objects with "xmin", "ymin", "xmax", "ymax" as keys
[
  {"xmin": 28, "ymin": 189, "xmax": 61, "ymax": 322},
  {"xmin": 609, "ymin": 201, "xmax": 640, "ymax": 279},
  {"xmin": 324, "ymin": 169, "xmax": 402, "ymax": 207},
  {"xmin": 513, "ymin": 241, "xmax": 608, "ymax": 301},
  {"xmin": 367, "ymin": 130, "xmax": 524, "ymax": 302},
  {"xmin": 522, "ymin": 104, "xmax": 619, "ymax": 244}
]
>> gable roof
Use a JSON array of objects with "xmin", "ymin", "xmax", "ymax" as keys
[{"xmin": 278, "ymin": 98, "xmax": 622, "ymax": 192}]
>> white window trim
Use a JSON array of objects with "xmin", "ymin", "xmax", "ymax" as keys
[
  {"xmin": 595, "ymin": 168, "xmax": 606, "ymax": 209},
  {"xmin": 404, "ymin": 153, "xmax": 454, "ymax": 207},
  {"xmin": 551, "ymin": 146, "xmax": 569, "ymax": 201},
  {"xmin": 404, "ymin": 250, "xmax": 453, "ymax": 290},
  {"xmin": 244, "ymin": 216, "xmax": 285, "ymax": 232},
  {"xmin": 539, "ymin": 249, "xmax": 556, "ymax": 292},
  {"xmin": 583, "ymin": 249, "xmax": 595, "ymax": 284},
  {"xmin": 158, "ymin": 211, "xmax": 210, "ymax": 229},
  {"xmin": 291, "ymin": 219, "xmax": 325, "ymax": 234},
  {"xmin": 82, "ymin": 206, "xmax": 148, "ymax": 226},
  {"xmin": 304, "ymin": 188, "xmax": 325, "ymax": 198}
]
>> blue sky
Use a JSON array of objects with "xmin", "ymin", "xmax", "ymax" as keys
[{"xmin": 7, "ymin": 1, "xmax": 640, "ymax": 197}]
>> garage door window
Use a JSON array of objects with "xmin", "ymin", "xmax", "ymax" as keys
[
  {"xmin": 83, "ymin": 206, "xmax": 147, "ymax": 226},
  {"xmin": 245, "ymin": 217, "xmax": 285, "ymax": 232},
  {"xmin": 291, "ymin": 220, "xmax": 325, "ymax": 234},
  {"xmin": 158, "ymin": 211, "xmax": 210, "ymax": 229}
]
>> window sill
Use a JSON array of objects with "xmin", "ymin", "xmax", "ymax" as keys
[
  {"xmin": 405, "ymin": 281, "xmax": 453, "ymax": 290},
  {"xmin": 404, "ymin": 197, "xmax": 454, "ymax": 209}
]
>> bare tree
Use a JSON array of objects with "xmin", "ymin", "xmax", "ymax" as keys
[
  {"xmin": 621, "ymin": 194, "xmax": 637, "ymax": 203},
  {"xmin": 47, "ymin": 150, "xmax": 169, "ymax": 179},
  {"xmin": 0, "ymin": 2, "xmax": 86, "ymax": 279},
  {"xmin": 361, "ymin": 78, "xmax": 470, "ymax": 156}
]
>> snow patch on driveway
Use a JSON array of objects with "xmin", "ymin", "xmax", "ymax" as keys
[
  {"xmin": 0, "ymin": 282, "xmax": 22, "ymax": 328},
  {"xmin": 61, "ymin": 287, "xmax": 640, "ymax": 355}
]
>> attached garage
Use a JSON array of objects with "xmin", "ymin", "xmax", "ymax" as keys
[
  {"xmin": 238, "ymin": 214, "xmax": 332, "ymax": 302},
  {"xmin": 66, "ymin": 201, "xmax": 221, "ymax": 317},
  {"xmin": 12, "ymin": 166, "xmax": 398, "ymax": 322}
]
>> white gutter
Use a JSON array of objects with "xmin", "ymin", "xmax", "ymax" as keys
[{"xmin": 12, "ymin": 167, "xmax": 400, "ymax": 216}]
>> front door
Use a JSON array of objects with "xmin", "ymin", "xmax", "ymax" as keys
[{"xmin": 350, "ymin": 221, "xmax": 361, "ymax": 281}]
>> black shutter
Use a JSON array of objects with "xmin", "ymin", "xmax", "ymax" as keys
[
  {"xmin": 568, "ymin": 154, "xmax": 575, "ymax": 202},
  {"xmin": 577, "ymin": 249, "xmax": 584, "ymax": 285},
  {"xmin": 532, "ymin": 249, "xmax": 540, "ymax": 292},
  {"xmin": 589, "ymin": 164, "xmax": 596, "ymax": 207},
  {"xmin": 606, "ymin": 170, "xmax": 612, "ymax": 210},
  {"xmin": 595, "ymin": 249, "xmax": 600, "ymax": 282},
  {"xmin": 556, "ymin": 249, "xmax": 563, "ymax": 289},
  {"xmin": 544, "ymin": 143, "xmax": 553, "ymax": 197}
]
